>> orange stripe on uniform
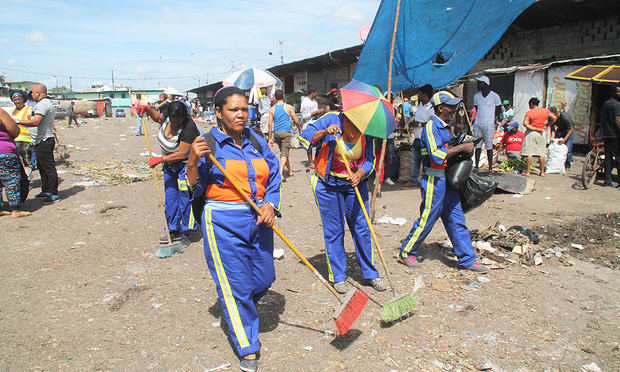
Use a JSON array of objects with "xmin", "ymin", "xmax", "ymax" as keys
[{"xmin": 206, "ymin": 158, "xmax": 270, "ymax": 202}]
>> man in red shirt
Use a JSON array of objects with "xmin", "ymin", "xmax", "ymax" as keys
[{"xmin": 499, "ymin": 121, "xmax": 524, "ymax": 159}]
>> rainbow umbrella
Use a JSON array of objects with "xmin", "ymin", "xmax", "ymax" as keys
[{"xmin": 340, "ymin": 79, "xmax": 397, "ymax": 139}]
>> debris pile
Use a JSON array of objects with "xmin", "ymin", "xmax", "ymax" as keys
[
  {"xmin": 68, "ymin": 159, "xmax": 160, "ymax": 186},
  {"xmin": 470, "ymin": 223, "xmax": 546, "ymax": 266}
]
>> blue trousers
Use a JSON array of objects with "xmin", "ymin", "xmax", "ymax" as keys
[
  {"xmin": 400, "ymin": 175, "xmax": 476, "ymax": 268},
  {"xmin": 409, "ymin": 138, "xmax": 422, "ymax": 186},
  {"xmin": 136, "ymin": 115, "xmax": 142, "ymax": 135},
  {"xmin": 202, "ymin": 206, "xmax": 275, "ymax": 357},
  {"xmin": 163, "ymin": 162, "xmax": 197, "ymax": 234},
  {"xmin": 310, "ymin": 174, "xmax": 379, "ymax": 283},
  {"xmin": 564, "ymin": 132, "xmax": 574, "ymax": 169}
]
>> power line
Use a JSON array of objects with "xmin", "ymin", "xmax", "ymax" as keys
[{"xmin": 221, "ymin": 0, "xmax": 369, "ymax": 23}]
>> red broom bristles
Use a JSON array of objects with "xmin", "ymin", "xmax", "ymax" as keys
[{"xmin": 333, "ymin": 289, "xmax": 369, "ymax": 335}]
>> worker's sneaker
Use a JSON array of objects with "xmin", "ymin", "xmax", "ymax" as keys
[
  {"xmin": 369, "ymin": 278, "xmax": 388, "ymax": 292},
  {"xmin": 34, "ymin": 191, "xmax": 51, "ymax": 198},
  {"xmin": 333, "ymin": 281, "xmax": 349, "ymax": 294},
  {"xmin": 398, "ymin": 255, "xmax": 421, "ymax": 268},
  {"xmin": 385, "ymin": 178, "xmax": 395, "ymax": 186},
  {"xmin": 240, "ymin": 358, "xmax": 258, "ymax": 372},
  {"xmin": 41, "ymin": 194, "xmax": 60, "ymax": 205},
  {"xmin": 160, "ymin": 231, "xmax": 182, "ymax": 244},
  {"xmin": 464, "ymin": 262, "xmax": 488, "ymax": 273}
]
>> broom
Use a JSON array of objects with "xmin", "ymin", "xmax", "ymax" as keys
[
  {"xmin": 334, "ymin": 137, "xmax": 417, "ymax": 322},
  {"xmin": 206, "ymin": 153, "xmax": 368, "ymax": 335},
  {"xmin": 141, "ymin": 116, "xmax": 185, "ymax": 258}
]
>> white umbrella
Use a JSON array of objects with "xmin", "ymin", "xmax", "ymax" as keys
[{"xmin": 223, "ymin": 67, "xmax": 282, "ymax": 90}]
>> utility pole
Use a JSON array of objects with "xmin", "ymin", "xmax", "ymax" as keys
[
  {"xmin": 55, "ymin": 76, "xmax": 59, "ymax": 89},
  {"xmin": 279, "ymin": 40, "xmax": 284, "ymax": 63},
  {"xmin": 69, "ymin": 76, "xmax": 73, "ymax": 91},
  {"xmin": 111, "ymin": 69, "xmax": 115, "ymax": 88}
]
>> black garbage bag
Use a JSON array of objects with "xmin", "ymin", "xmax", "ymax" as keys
[
  {"xmin": 507, "ymin": 225, "xmax": 540, "ymax": 244},
  {"xmin": 459, "ymin": 173, "xmax": 498, "ymax": 213},
  {"xmin": 446, "ymin": 158, "xmax": 473, "ymax": 189}
]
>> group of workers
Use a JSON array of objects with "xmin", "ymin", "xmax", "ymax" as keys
[{"xmin": 131, "ymin": 81, "xmax": 487, "ymax": 372}]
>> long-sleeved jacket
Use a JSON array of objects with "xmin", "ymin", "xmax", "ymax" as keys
[
  {"xmin": 300, "ymin": 112, "xmax": 375, "ymax": 186},
  {"xmin": 183, "ymin": 127, "xmax": 282, "ymax": 211},
  {"xmin": 420, "ymin": 115, "xmax": 451, "ymax": 171}
]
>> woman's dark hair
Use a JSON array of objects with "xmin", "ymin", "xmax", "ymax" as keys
[
  {"xmin": 10, "ymin": 90, "xmax": 27, "ymax": 101},
  {"xmin": 168, "ymin": 100, "xmax": 188, "ymax": 119},
  {"xmin": 419, "ymin": 84, "xmax": 433, "ymax": 98},
  {"xmin": 529, "ymin": 97, "xmax": 540, "ymax": 106},
  {"xmin": 213, "ymin": 86, "xmax": 246, "ymax": 110}
]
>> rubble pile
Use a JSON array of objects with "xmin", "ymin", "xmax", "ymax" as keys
[{"xmin": 68, "ymin": 159, "xmax": 160, "ymax": 187}]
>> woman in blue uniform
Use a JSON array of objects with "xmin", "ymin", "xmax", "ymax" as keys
[
  {"xmin": 300, "ymin": 111, "xmax": 387, "ymax": 294},
  {"xmin": 183, "ymin": 86, "xmax": 281, "ymax": 372},
  {"xmin": 140, "ymin": 100, "xmax": 200, "ymax": 247}
]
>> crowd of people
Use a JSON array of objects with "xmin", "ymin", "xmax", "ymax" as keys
[{"xmin": 1, "ymin": 79, "xmax": 618, "ymax": 372}]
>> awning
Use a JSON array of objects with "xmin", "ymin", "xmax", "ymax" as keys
[{"xmin": 565, "ymin": 65, "xmax": 620, "ymax": 83}]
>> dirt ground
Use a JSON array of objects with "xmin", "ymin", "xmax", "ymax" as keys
[{"xmin": 1, "ymin": 116, "xmax": 619, "ymax": 371}]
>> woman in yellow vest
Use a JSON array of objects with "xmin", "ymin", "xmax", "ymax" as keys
[{"xmin": 9, "ymin": 91, "xmax": 34, "ymax": 170}]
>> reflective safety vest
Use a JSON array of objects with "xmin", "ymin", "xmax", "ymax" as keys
[{"xmin": 11, "ymin": 106, "xmax": 34, "ymax": 143}]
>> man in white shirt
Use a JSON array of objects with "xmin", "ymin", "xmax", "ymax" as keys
[
  {"xmin": 472, "ymin": 75, "xmax": 502, "ymax": 170},
  {"xmin": 404, "ymin": 84, "xmax": 434, "ymax": 188},
  {"xmin": 300, "ymin": 88, "xmax": 324, "ymax": 167}
]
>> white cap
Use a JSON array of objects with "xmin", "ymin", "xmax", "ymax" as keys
[{"xmin": 476, "ymin": 75, "xmax": 490, "ymax": 86}]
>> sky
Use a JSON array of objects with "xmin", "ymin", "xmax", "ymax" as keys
[{"xmin": 0, "ymin": 0, "xmax": 381, "ymax": 92}]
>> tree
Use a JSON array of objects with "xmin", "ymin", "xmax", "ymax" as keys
[{"xmin": 50, "ymin": 86, "xmax": 69, "ymax": 93}]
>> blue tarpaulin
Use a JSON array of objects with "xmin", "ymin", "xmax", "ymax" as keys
[{"xmin": 353, "ymin": 0, "xmax": 535, "ymax": 92}]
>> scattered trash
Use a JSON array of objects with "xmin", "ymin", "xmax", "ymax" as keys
[
  {"xmin": 614, "ymin": 233, "xmax": 620, "ymax": 237},
  {"xmin": 204, "ymin": 362, "xmax": 231, "ymax": 372},
  {"xmin": 474, "ymin": 241, "xmax": 495, "ymax": 253},
  {"xmin": 211, "ymin": 321, "xmax": 220, "ymax": 327},
  {"xmin": 99, "ymin": 205, "xmax": 127, "ymax": 213},
  {"xmin": 512, "ymin": 245, "xmax": 528, "ymax": 256},
  {"xmin": 152, "ymin": 303, "xmax": 163, "ymax": 308},
  {"xmin": 469, "ymin": 283, "xmax": 479, "ymax": 289},
  {"xmin": 507, "ymin": 225, "xmax": 540, "ymax": 244},
  {"xmin": 545, "ymin": 196, "xmax": 551, "ymax": 200},
  {"xmin": 512, "ymin": 194, "xmax": 523, "ymax": 198},
  {"xmin": 412, "ymin": 276, "xmax": 424, "ymax": 294},
  {"xmin": 477, "ymin": 276, "xmax": 490, "ymax": 283},
  {"xmin": 497, "ymin": 223, "xmax": 506, "ymax": 232},
  {"xmin": 571, "ymin": 243, "xmax": 584, "ymax": 251},
  {"xmin": 581, "ymin": 362, "xmax": 602, "ymax": 372},
  {"xmin": 273, "ymin": 248, "xmax": 285, "ymax": 259},
  {"xmin": 431, "ymin": 359, "xmax": 452, "ymax": 371},
  {"xmin": 441, "ymin": 238, "xmax": 453, "ymax": 249},
  {"xmin": 377, "ymin": 216, "xmax": 407, "ymax": 225},
  {"xmin": 304, "ymin": 346, "xmax": 313, "ymax": 351},
  {"xmin": 534, "ymin": 252, "xmax": 543, "ymax": 266},
  {"xmin": 70, "ymin": 159, "xmax": 157, "ymax": 186}
]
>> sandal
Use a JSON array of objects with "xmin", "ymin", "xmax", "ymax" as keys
[
  {"xmin": 369, "ymin": 278, "xmax": 388, "ymax": 292},
  {"xmin": 539, "ymin": 172, "xmax": 546, "ymax": 177},
  {"xmin": 521, "ymin": 172, "xmax": 531, "ymax": 177},
  {"xmin": 11, "ymin": 211, "xmax": 32, "ymax": 218}
]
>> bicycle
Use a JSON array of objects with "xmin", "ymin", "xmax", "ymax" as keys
[{"xmin": 581, "ymin": 135, "xmax": 604, "ymax": 189}]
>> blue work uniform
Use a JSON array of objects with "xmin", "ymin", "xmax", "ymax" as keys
[
  {"xmin": 181, "ymin": 127, "xmax": 282, "ymax": 357},
  {"xmin": 399, "ymin": 115, "xmax": 477, "ymax": 268},
  {"xmin": 300, "ymin": 112, "xmax": 380, "ymax": 283}
]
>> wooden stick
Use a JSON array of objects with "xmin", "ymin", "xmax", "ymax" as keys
[
  {"xmin": 142, "ymin": 117, "xmax": 173, "ymax": 245},
  {"xmin": 334, "ymin": 137, "xmax": 397, "ymax": 297},
  {"xmin": 369, "ymin": 0, "xmax": 402, "ymax": 222},
  {"xmin": 206, "ymin": 153, "xmax": 343, "ymax": 301}
]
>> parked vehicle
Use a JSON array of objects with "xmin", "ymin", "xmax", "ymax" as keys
[
  {"xmin": 115, "ymin": 108, "xmax": 126, "ymax": 117},
  {"xmin": 52, "ymin": 100, "xmax": 68, "ymax": 120}
]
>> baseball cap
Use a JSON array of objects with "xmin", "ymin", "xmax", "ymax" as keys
[
  {"xmin": 503, "ymin": 100, "xmax": 510, "ymax": 105},
  {"xmin": 431, "ymin": 91, "xmax": 462, "ymax": 107},
  {"xmin": 508, "ymin": 121, "xmax": 519, "ymax": 130},
  {"xmin": 476, "ymin": 75, "xmax": 490, "ymax": 85}
]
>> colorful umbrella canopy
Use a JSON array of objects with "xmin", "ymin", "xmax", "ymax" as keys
[
  {"xmin": 223, "ymin": 67, "xmax": 282, "ymax": 90},
  {"xmin": 340, "ymin": 79, "xmax": 397, "ymax": 139}
]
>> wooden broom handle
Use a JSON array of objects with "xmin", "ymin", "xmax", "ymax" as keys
[
  {"xmin": 206, "ymin": 153, "xmax": 343, "ymax": 301},
  {"xmin": 334, "ymin": 138, "xmax": 397, "ymax": 297}
]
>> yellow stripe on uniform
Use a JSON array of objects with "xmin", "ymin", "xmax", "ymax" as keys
[
  {"xmin": 177, "ymin": 178, "xmax": 188, "ymax": 191},
  {"xmin": 204, "ymin": 209, "xmax": 250, "ymax": 348},
  {"xmin": 188, "ymin": 205, "xmax": 196, "ymax": 230},
  {"xmin": 310, "ymin": 172, "xmax": 335, "ymax": 282},
  {"xmin": 298, "ymin": 135, "xmax": 310, "ymax": 150},
  {"xmin": 402, "ymin": 175, "xmax": 435, "ymax": 257},
  {"xmin": 425, "ymin": 121, "xmax": 447, "ymax": 160}
]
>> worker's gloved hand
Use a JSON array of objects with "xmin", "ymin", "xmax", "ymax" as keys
[
  {"xmin": 149, "ymin": 156, "xmax": 163, "ymax": 167},
  {"xmin": 137, "ymin": 104, "xmax": 150, "ymax": 116}
]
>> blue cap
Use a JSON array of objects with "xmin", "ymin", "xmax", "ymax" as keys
[
  {"xmin": 508, "ymin": 121, "xmax": 519, "ymax": 130},
  {"xmin": 431, "ymin": 91, "xmax": 462, "ymax": 107}
]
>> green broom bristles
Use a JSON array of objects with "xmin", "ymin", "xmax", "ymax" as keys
[{"xmin": 381, "ymin": 293, "xmax": 418, "ymax": 323}]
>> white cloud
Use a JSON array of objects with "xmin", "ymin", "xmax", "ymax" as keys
[
  {"xmin": 134, "ymin": 66, "xmax": 146, "ymax": 73},
  {"xmin": 6, "ymin": 58, "xmax": 16, "ymax": 65},
  {"xmin": 26, "ymin": 31, "xmax": 51, "ymax": 43},
  {"xmin": 334, "ymin": 3, "xmax": 367, "ymax": 23},
  {"xmin": 163, "ymin": 6, "xmax": 180, "ymax": 21}
]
